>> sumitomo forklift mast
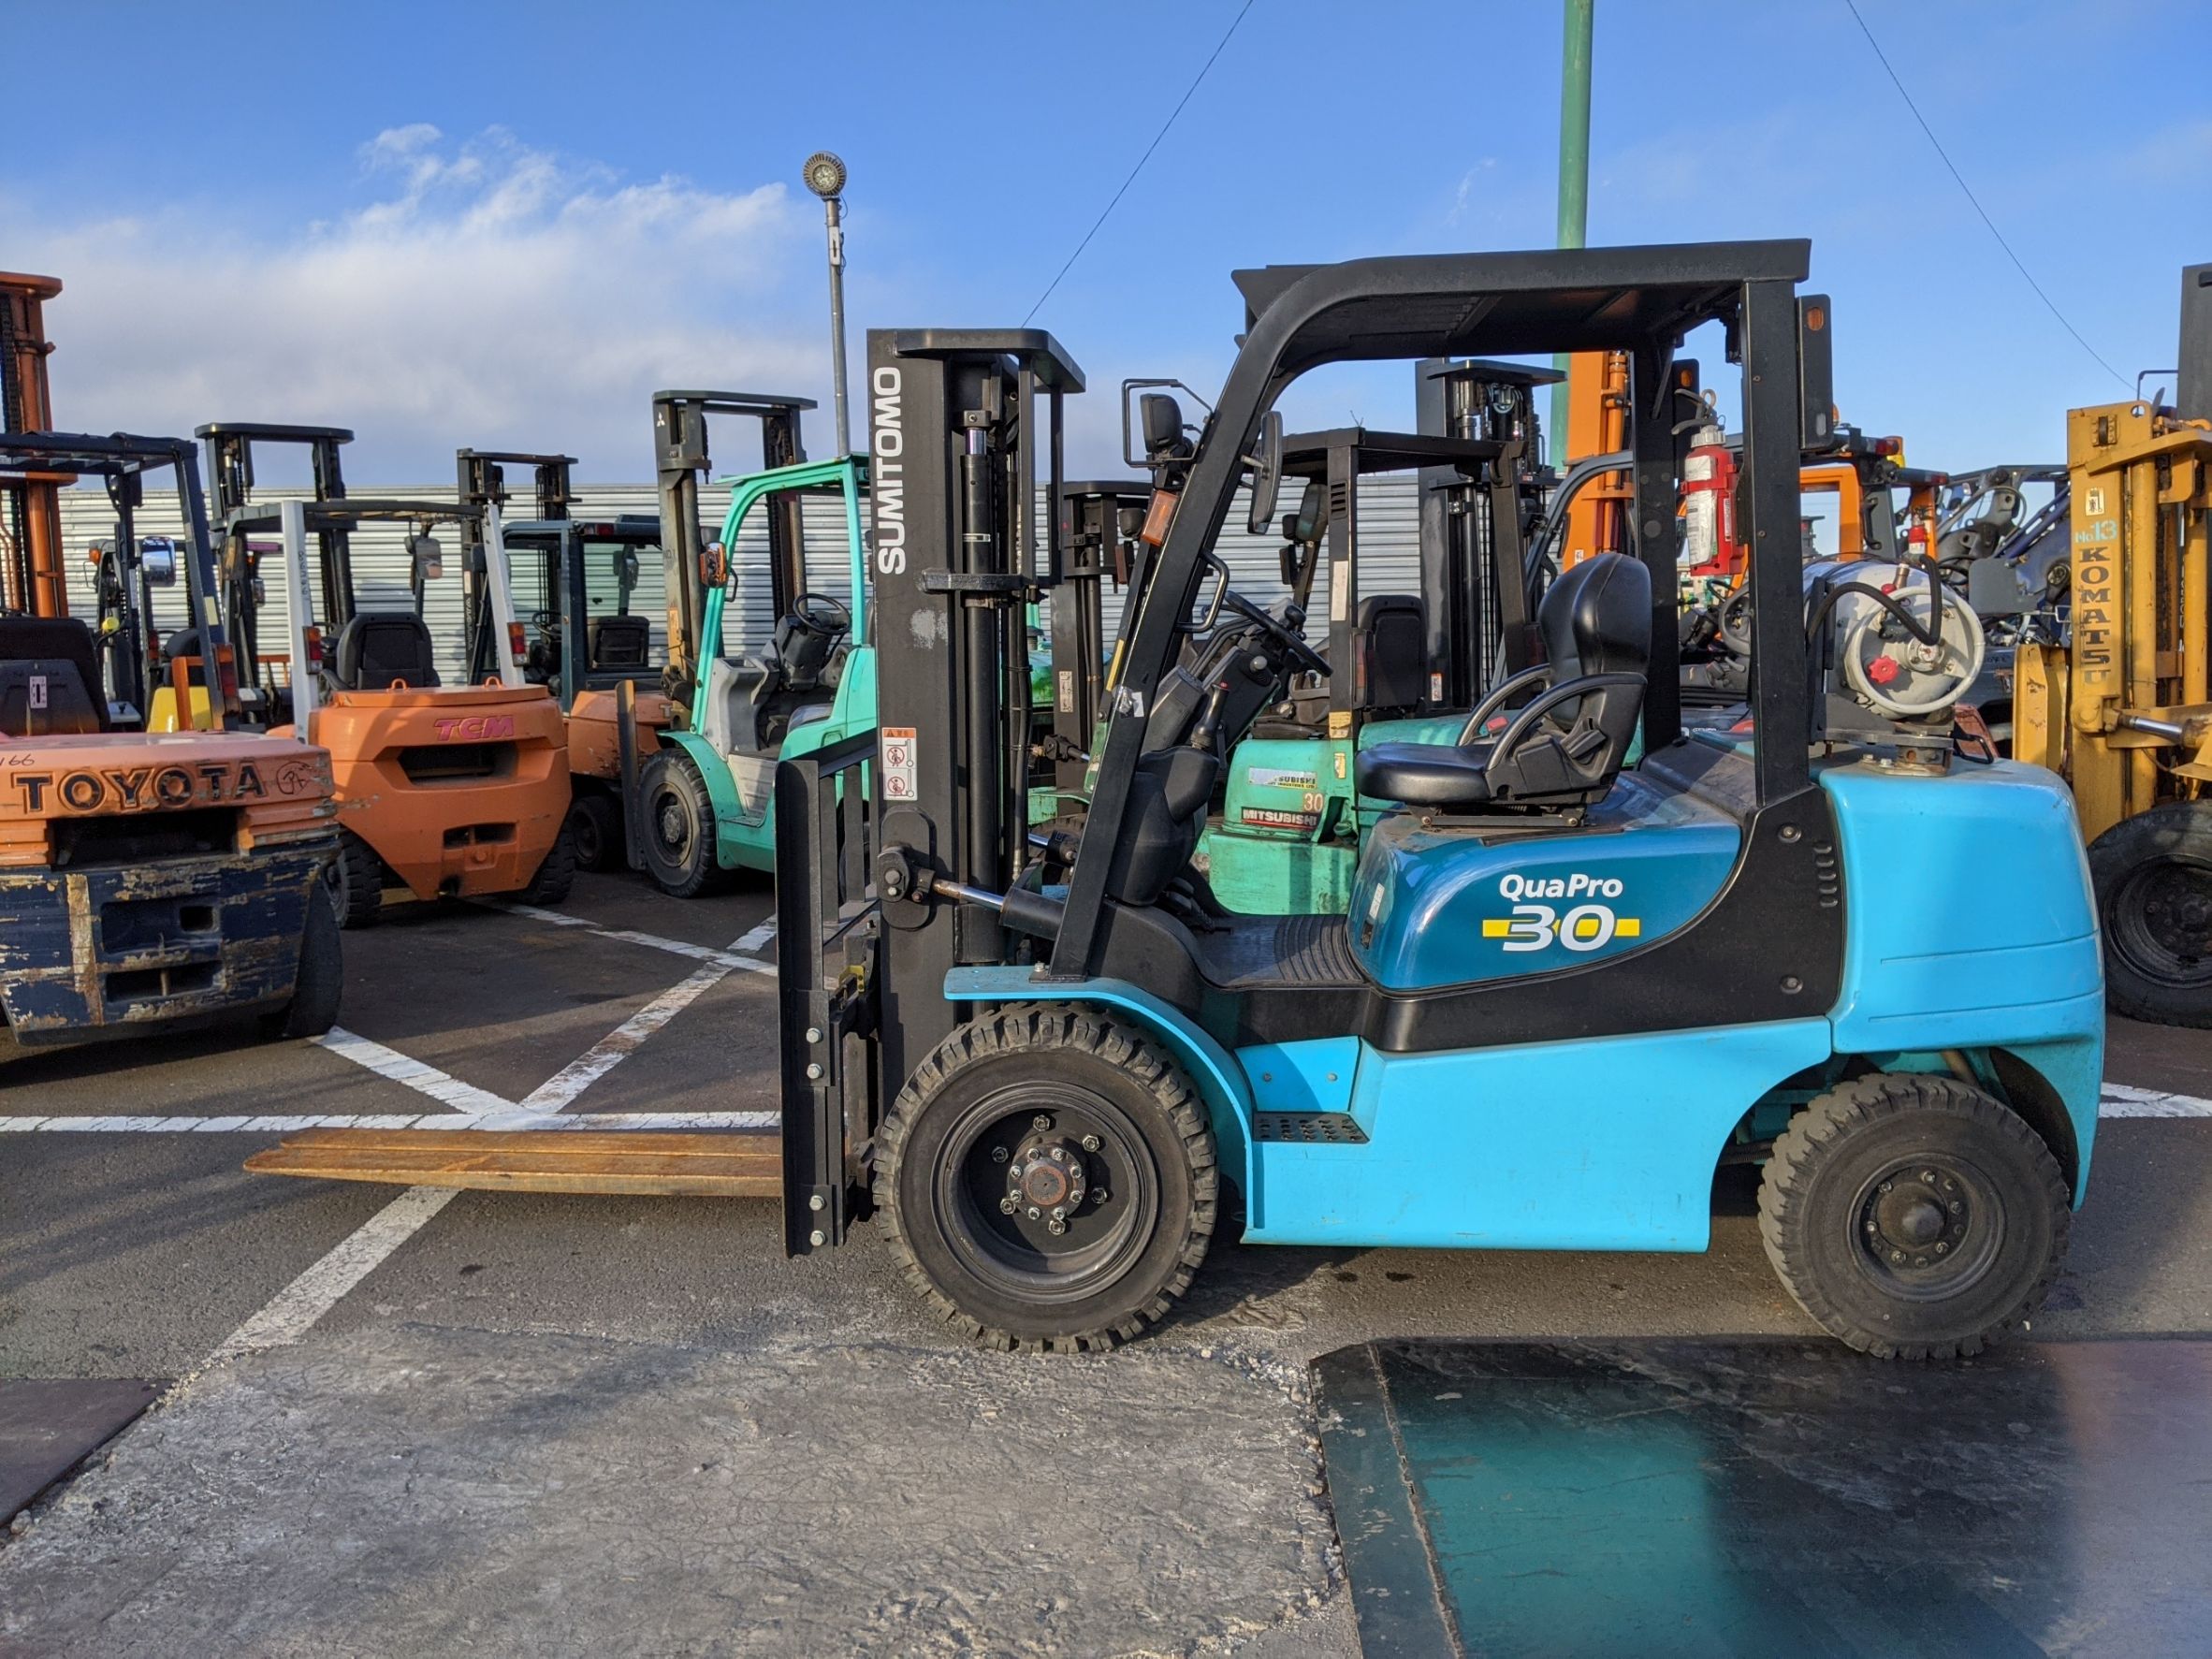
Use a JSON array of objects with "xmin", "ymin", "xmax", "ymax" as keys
[
  {"xmin": 775, "ymin": 243, "xmax": 2102, "ymax": 1361},
  {"xmin": 0, "ymin": 431, "xmax": 341, "ymax": 1046},
  {"xmin": 200, "ymin": 421, "xmax": 574, "ymax": 925},
  {"xmin": 2016, "ymin": 263, "xmax": 2212, "ymax": 1026},
  {"xmin": 455, "ymin": 447, "xmax": 673, "ymax": 869},
  {"xmin": 1, "ymin": 272, "xmax": 68, "ymax": 619},
  {"xmin": 652, "ymin": 390, "xmax": 813, "ymax": 709}
]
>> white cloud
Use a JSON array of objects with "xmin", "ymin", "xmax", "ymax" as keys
[{"xmin": 11, "ymin": 127, "xmax": 824, "ymax": 480}]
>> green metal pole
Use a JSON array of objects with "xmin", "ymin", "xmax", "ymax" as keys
[{"xmin": 1550, "ymin": 0, "xmax": 1594, "ymax": 449}]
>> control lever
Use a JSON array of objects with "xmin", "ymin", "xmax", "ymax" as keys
[{"xmin": 1029, "ymin": 732, "xmax": 1088, "ymax": 764}]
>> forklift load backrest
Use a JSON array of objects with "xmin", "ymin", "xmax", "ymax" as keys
[
  {"xmin": 333, "ymin": 613, "xmax": 440, "ymax": 691},
  {"xmin": 0, "ymin": 616, "xmax": 106, "ymax": 735},
  {"xmin": 1356, "ymin": 550, "xmax": 1650, "ymax": 810}
]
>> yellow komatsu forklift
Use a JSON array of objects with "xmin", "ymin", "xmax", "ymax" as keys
[{"xmin": 2016, "ymin": 264, "xmax": 2212, "ymax": 1025}]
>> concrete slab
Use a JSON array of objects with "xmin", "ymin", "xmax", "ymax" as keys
[{"xmin": 0, "ymin": 1323, "xmax": 1340, "ymax": 1659}]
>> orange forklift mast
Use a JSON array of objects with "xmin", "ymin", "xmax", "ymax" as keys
[
  {"xmin": 2, "ymin": 271, "xmax": 70, "ymax": 618},
  {"xmin": 200, "ymin": 422, "xmax": 575, "ymax": 926}
]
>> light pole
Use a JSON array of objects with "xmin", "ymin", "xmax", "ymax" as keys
[{"xmin": 803, "ymin": 151, "xmax": 851, "ymax": 456}]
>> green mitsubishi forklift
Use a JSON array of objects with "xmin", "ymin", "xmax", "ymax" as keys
[{"xmin": 772, "ymin": 244, "xmax": 2102, "ymax": 1361}]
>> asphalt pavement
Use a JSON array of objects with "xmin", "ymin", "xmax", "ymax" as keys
[{"xmin": 2, "ymin": 871, "xmax": 2208, "ymax": 1655}]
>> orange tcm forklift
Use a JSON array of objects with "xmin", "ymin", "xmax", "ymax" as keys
[{"xmin": 200, "ymin": 423, "xmax": 575, "ymax": 926}]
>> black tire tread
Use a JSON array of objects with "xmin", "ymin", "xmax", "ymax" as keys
[
  {"xmin": 569, "ymin": 792, "xmax": 623, "ymax": 873},
  {"xmin": 2088, "ymin": 800, "xmax": 2212, "ymax": 1028},
  {"xmin": 1759, "ymin": 1072, "xmax": 2069, "ymax": 1361},
  {"xmin": 518, "ymin": 822, "xmax": 578, "ymax": 906},
  {"xmin": 637, "ymin": 751, "xmax": 729, "ymax": 899},
  {"xmin": 873, "ymin": 1005, "xmax": 1217, "ymax": 1354},
  {"xmin": 330, "ymin": 829, "xmax": 386, "ymax": 930},
  {"xmin": 263, "ymin": 890, "xmax": 343, "ymax": 1040}
]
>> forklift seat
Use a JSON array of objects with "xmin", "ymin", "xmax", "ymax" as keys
[
  {"xmin": 0, "ymin": 617, "xmax": 107, "ymax": 736},
  {"xmin": 332, "ymin": 613, "xmax": 440, "ymax": 691},
  {"xmin": 1356, "ymin": 552, "xmax": 1649, "ymax": 811},
  {"xmin": 589, "ymin": 614, "xmax": 651, "ymax": 670}
]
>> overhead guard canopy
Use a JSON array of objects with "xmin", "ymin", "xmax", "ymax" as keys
[{"xmin": 1232, "ymin": 240, "xmax": 1812, "ymax": 376}]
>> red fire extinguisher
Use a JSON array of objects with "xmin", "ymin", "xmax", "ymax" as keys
[{"xmin": 1681, "ymin": 417, "xmax": 1740, "ymax": 577}]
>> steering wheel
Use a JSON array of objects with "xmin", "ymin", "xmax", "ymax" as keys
[
  {"xmin": 790, "ymin": 591, "xmax": 851, "ymax": 636},
  {"xmin": 1220, "ymin": 589, "xmax": 1329, "ymax": 677},
  {"xmin": 529, "ymin": 608, "xmax": 559, "ymax": 633}
]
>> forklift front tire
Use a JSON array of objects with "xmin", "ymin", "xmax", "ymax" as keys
[
  {"xmin": 262, "ymin": 892, "xmax": 342, "ymax": 1041},
  {"xmin": 636, "ymin": 751, "xmax": 728, "ymax": 898},
  {"xmin": 518, "ymin": 822, "xmax": 578, "ymax": 907},
  {"xmin": 327, "ymin": 830, "xmax": 386, "ymax": 930},
  {"xmin": 875, "ymin": 1006, "xmax": 1218, "ymax": 1353},
  {"xmin": 2088, "ymin": 801, "xmax": 2212, "ymax": 1028},
  {"xmin": 1758, "ymin": 1073, "xmax": 2069, "ymax": 1361}
]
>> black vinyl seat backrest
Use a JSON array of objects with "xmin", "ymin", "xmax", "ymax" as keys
[
  {"xmin": 0, "ymin": 617, "xmax": 106, "ymax": 736},
  {"xmin": 589, "ymin": 614, "xmax": 651, "ymax": 670},
  {"xmin": 333, "ymin": 613, "xmax": 440, "ymax": 691},
  {"xmin": 1353, "ymin": 593, "xmax": 1426, "ymax": 711},
  {"xmin": 1355, "ymin": 552, "xmax": 1650, "ymax": 812}
]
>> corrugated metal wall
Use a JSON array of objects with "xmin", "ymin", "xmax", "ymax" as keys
[{"xmin": 56, "ymin": 474, "xmax": 1427, "ymax": 685}]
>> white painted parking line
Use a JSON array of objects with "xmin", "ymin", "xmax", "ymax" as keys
[
  {"xmin": 521, "ymin": 959, "xmax": 737, "ymax": 1112},
  {"xmin": 2100, "ymin": 1083, "xmax": 2212, "ymax": 1119},
  {"xmin": 0, "ymin": 1112, "xmax": 779, "ymax": 1133},
  {"xmin": 479, "ymin": 900, "xmax": 777, "ymax": 972},
  {"xmin": 211, "ymin": 1186, "xmax": 459, "ymax": 1362},
  {"xmin": 314, "ymin": 1027, "xmax": 515, "ymax": 1116}
]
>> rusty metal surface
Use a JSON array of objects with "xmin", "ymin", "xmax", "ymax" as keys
[{"xmin": 0, "ymin": 843, "xmax": 329, "ymax": 1037}]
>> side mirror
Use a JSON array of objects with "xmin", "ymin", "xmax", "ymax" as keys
[
  {"xmin": 615, "ymin": 547, "xmax": 641, "ymax": 588},
  {"xmin": 249, "ymin": 575, "xmax": 267, "ymax": 608},
  {"xmin": 138, "ymin": 536, "xmax": 179, "ymax": 587},
  {"xmin": 410, "ymin": 534, "xmax": 444, "ymax": 581},
  {"xmin": 1244, "ymin": 411, "xmax": 1284, "ymax": 536},
  {"xmin": 700, "ymin": 542, "xmax": 731, "ymax": 589},
  {"xmin": 1279, "ymin": 544, "xmax": 1301, "ymax": 587}
]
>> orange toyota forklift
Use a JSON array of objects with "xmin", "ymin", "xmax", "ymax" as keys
[{"xmin": 199, "ymin": 422, "xmax": 574, "ymax": 925}]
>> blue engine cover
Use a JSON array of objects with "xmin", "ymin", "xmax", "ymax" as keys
[{"xmin": 1348, "ymin": 771, "xmax": 1741, "ymax": 990}]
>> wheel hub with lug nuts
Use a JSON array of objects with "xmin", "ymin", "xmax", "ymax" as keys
[
  {"xmin": 1000, "ymin": 1132, "xmax": 1090, "ymax": 1235},
  {"xmin": 1865, "ymin": 1167, "xmax": 1970, "ymax": 1269}
]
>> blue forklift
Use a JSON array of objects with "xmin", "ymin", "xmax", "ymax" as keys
[{"xmin": 775, "ymin": 244, "xmax": 2104, "ymax": 1360}]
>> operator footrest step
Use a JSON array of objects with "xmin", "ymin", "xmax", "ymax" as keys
[
  {"xmin": 244, "ymin": 1128, "xmax": 782, "ymax": 1197},
  {"xmin": 1251, "ymin": 1112, "xmax": 1368, "ymax": 1144}
]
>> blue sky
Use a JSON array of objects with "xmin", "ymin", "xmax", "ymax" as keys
[{"xmin": 7, "ymin": 0, "xmax": 2206, "ymax": 484}]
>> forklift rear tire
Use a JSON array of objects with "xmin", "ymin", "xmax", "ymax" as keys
[
  {"xmin": 2088, "ymin": 801, "xmax": 2212, "ymax": 1027},
  {"xmin": 569, "ymin": 793, "xmax": 623, "ymax": 873},
  {"xmin": 263, "ymin": 893, "xmax": 342, "ymax": 1041},
  {"xmin": 327, "ymin": 830, "xmax": 386, "ymax": 930},
  {"xmin": 1758, "ymin": 1073, "xmax": 2069, "ymax": 1360},
  {"xmin": 636, "ymin": 751, "xmax": 729, "ymax": 898},
  {"xmin": 874, "ymin": 1005, "xmax": 1218, "ymax": 1353},
  {"xmin": 518, "ymin": 822, "xmax": 578, "ymax": 906}
]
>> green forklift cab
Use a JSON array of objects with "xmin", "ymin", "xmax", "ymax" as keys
[{"xmin": 633, "ymin": 454, "xmax": 872, "ymax": 895}]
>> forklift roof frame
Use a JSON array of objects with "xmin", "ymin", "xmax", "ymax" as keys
[
  {"xmin": 1054, "ymin": 240, "xmax": 1818, "ymax": 980},
  {"xmin": 0, "ymin": 429, "xmax": 234, "ymax": 723}
]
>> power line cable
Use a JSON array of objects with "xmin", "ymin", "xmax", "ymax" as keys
[
  {"xmin": 1841, "ymin": 0, "xmax": 2131, "ymax": 391},
  {"xmin": 1023, "ymin": 0, "xmax": 1259, "ymax": 326}
]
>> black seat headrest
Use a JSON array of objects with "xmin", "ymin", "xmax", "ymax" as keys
[
  {"xmin": 0, "ymin": 617, "xmax": 107, "ymax": 735},
  {"xmin": 333, "ymin": 613, "xmax": 440, "ymax": 691},
  {"xmin": 1540, "ymin": 551, "xmax": 1650, "ymax": 680}
]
